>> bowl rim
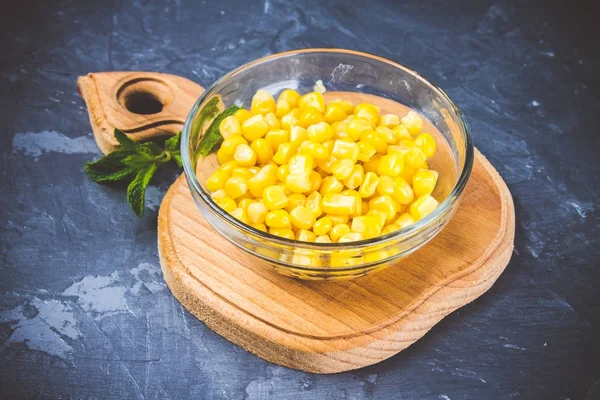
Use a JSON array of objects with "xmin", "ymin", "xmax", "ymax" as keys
[{"xmin": 181, "ymin": 48, "xmax": 474, "ymax": 255}]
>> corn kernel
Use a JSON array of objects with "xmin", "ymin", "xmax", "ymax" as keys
[
  {"xmin": 288, "ymin": 154, "xmax": 314, "ymax": 176},
  {"xmin": 338, "ymin": 232, "xmax": 364, "ymax": 243},
  {"xmin": 392, "ymin": 124, "xmax": 412, "ymax": 142},
  {"xmin": 362, "ymin": 154, "xmax": 382, "ymax": 174},
  {"xmin": 329, "ymin": 99, "xmax": 354, "ymax": 114},
  {"xmin": 242, "ymin": 114, "xmax": 269, "ymax": 141},
  {"xmin": 305, "ymin": 191, "xmax": 323, "ymax": 217},
  {"xmin": 276, "ymin": 164, "xmax": 290, "ymax": 183},
  {"xmin": 298, "ymin": 140, "xmax": 329, "ymax": 160},
  {"xmin": 220, "ymin": 135, "xmax": 248, "ymax": 157},
  {"xmin": 279, "ymin": 89, "xmax": 301, "ymax": 107},
  {"xmin": 343, "ymin": 164, "xmax": 364, "ymax": 190},
  {"xmin": 414, "ymin": 133, "xmax": 436, "ymax": 158},
  {"xmin": 357, "ymin": 141, "xmax": 377, "ymax": 162},
  {"xmin": 211, "ymin": 189, "xmax": 227, "ymax": 201},
  {"xmin": 250, "ymin": 139, "xmax": 273, "ymax": 165},
  {"xmin": 395, "ymin": 213, "xmax": 416, "ymax": 229},
  {"xmin": 381, "ymin": 223, "xmax": 401, "ymax": 235},
  {"xmin": 251, "ymin": 223, "xmax": 267, "ymax": 232},
  {"xmin": 413, "ymin": 169, "xmax": 438, "ymax": 197},
  {"xmin": 215, "ymin": 196, "xmax": 237, "ymax": 212},
  {"xmin": 332, "ymin": 140, "xmax": 360, "ymax": 162},
  {"xmin": 366, "ymin": 209, "xmax": 387, "ymax": 229},
  {"xmin": 378, "ymin": 153, "xmax": 404, "ymax": 177},
  {"xmin": 233, "ymin": 144, "xmax": 257, "ymax": 167},
  {"xmin": 296, "ymin": 229, "xmax": 317, "ymax": 242},
  {"xmin": 275, "ymin": 99, "xmax": 292, "ymax": 118},
  {"xmin": 317, "ymin": 155, "xmax": 336, "ymax": 174},
  {"xmin": 307, "ymin": 121, "xmax": 334, "ymax": 143},
  {"xmin": 322, "ymin": 140, "xmax": 335, "ymax": 153},
  {"xmin": 360, "ymin": 130, "xmax": 388, "ymax": 154},
  {"xmin": 234, "ymin": 108, "xmax": 253, "ymax": 124},
  {"xmin": 362, "ymin": 200, "xmax": 369, "ymax": 214},
  {"xmin": 224, "ymin": 176, "xmax": 248, "ymax": 199},
  {"xmin": 216, "ymin": 147, "xmax": 233, "ymax": 164},
  {"xmin": 269, "ymin": 228, "xmax": 295, "ymax": 239},
  {"xmin": 324, "ymin": 103, "xmax": 347, "ymax": 124},
  {"xmin": 251, "ymin": 89, "xmax": 276, "ymax": 115},
  {"xmin": 299, "ymin": 91, "xmax": 325, "ymax": 112},
  {"xmin": 379, "ymin": 113, "xmax": 400, "ymax": 128},
  {"xmin": 398, "ymin": 166, "xmax": 415, "ymax": 183},
  {"xmin": 315, "ymin": 235, "xmax": 332, "ymax": 243},
  {"xmin": 309, "ymin": 171, "xmax": 322, "ymax": 192},
  {"xmin": 263, "ymin": 185, "xmax": 289, "ymax": 210},
  {"xmin": 404, "ymin": 147, "xmax": 427, "ymax": 169},
  {"xmin": 230, "ymin": 207, "xmax": 248, "ymax": 223},
  {"xmin": 358, "ymin": 172, "xmax": 380, "ymax": 198},
  {"xmin": 285, "ymin": 173, "xmax": 312, "ymax": 193},
  {"xmin": 231, "ymin": 167, "xmax": 255, "ymax": 181},
  {"xmin": 289, "ymin": 126, "xmax": 308, "ymax": 145},
  {"xmin": 264, "ymin": 129, "xmax": 289, "ymax": 153},
  {"xmin": 351, "ymin": 215, "xmax": 381, "ymax": 239},
  {"xmin": 281, "ymin": 109, "xmax": 300, "ymax": 130},
  {"xmin": 369, "ymin": 195, "xmax": 397, "ymax": 223},
  {"xmin": 272, "ymin": 143, "xmax": 297, "ymax": 165},
  {"xmin": 264, "ymin": 112, "xmax": 280, "ymax": 129},
  {"xmin": 401, "ymin": 110, "xmax": 423, "ymax": 135},
  {"xmin": 354, "ymin": 103, "xmax": 380, "ymax": 127},
  {"xmin": 207, "ymin": 169, "xmax": 230, "ymax": 192},
  {"xmin": 376, "ymin": 126, "xmax": 397, "ymax": 144},
  {"xmin": 328, "ymin": 158, "xmax": 352, "ymax": 181},
  {"xmin": 376, "ymin": 175, "xmax": 395, "ymax": 196},
  {"xmin": 322, "ymin": 193, "xmax": 361, "ymax": 216},
  {"xmin": 247, "ymin": 202, "xmax": 268, "ymax": 224},
  {"xmin": 219, "ymin": 115, "xmax": 242, "ymax": 138},
  {"xmin": 347, "ymin": 118, "xmax": 372, "ymax": 141},
  {"xmin": 313, "ymin": 216, "xmax": 333, "ymax": 236},
  {"xmin": 298, "ymin": 107, "xmax": 324, "ymax": 128},
  {"xmin": 392, "ymin": 177, "xmax": 415, "ymax": 205},
  {"xmin": 328, "ymin": 214, "xmax": 349, "ymax": 225},
  {"xmin": 265, "ymin": 209, "xmax": 291, "ymax": 228},
  {"xmin": 330, "ymin": 224, "xmax": 351, "ymax": 242},
  {"xmin": 247, "ymin": 164, "xmax": 278, "ymax": 197},
  {"xmin": 235, "ymin": 198, "xmax": 253, "ymax": 212},
  {"xmin": 410, "ymin": 194, "xmax": 439, "ymax": 220},
  {"xmin": 290, "ymin": 206, "xmax": 316, "ymax": 230},
  {"xmin": 285, "ymin": 193, "xmax": 307, "ymax": 212}
]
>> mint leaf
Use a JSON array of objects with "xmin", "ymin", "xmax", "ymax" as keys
[
  {"xmin": 84, "ymin": 148, "xmax": 137, "ymax": 182},
  {"xmin": 85, "ymin": 164, "xmax": 138, "ymax": 182},
  {"xmin": 122, "ymin": 153, "xmax": 154, "ymax": 169},
  {"xmin": 114, "ymin": 129, "xmax": 139, "ymax": 151},
  {"xmin": 197, "ymin": 105, "xmax": 241, "ymax": 156},
  {"xmin": 165, "ymin": 132, "xmax": 181, "ymax": 152},
  {"xmin": 126, "ymin": 163, "xmax": 158, "ymax": 217},
  {"xmin": 172, "ymin": 154, "xmax": 182, "ymax": 168}
]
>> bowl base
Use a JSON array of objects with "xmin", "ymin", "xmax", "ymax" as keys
[{"xmin": 158, "ymin": 149, "xmax": 514, "ymax": 373}]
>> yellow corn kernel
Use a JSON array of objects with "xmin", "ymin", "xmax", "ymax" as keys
[
  {"xmin": 285, "ymin": 193, "xmax": 307, "ymax": 212},
  {"xmin": 289, "ymin": 126, "xmax": 307, "ymax": 145},
  {"xmin": 246, "ymin": 202, "xmax": 268, "ymax": 224},
  {"xmin": 216, "ymin": 148, "xmax": 233, "ymax": 164},
  {"xmin": 264, "ymin": 129, "xmax": 289, "ymax": 153},
  {"xmin": 366, "ymin": 210, "xmax": 387, "ymax": 229},
  {"xmin": 251, "ymin": 223, "xmax": 267, "ymax": 232},
  {"xmin": 276, "ymin": 164, "xmax": 290, "ymax": 183},
  {"xmin": 285, "ymin": 173, "xmax": 312, "ymax": 193},
  {"xmin": 395, "ymin": 213, "xmax": 416, "ymax": 229},
  {"xmin": 376, "ymin": 126, "xmax": 397, "ymax": 144},
  {"xmin": 237, "ymin": 198, "xmax": 254, "ymax": 212},
  {"xmin": 231, "ymin": 167, "xmax": 254, "ymax": 181},
  {"xmin": 392, "ymin": 177, "xmax": 415, "ymax": 205},
  {"xmin": 215, "ymin": 196, "xmax": 237, "ymax": 212},
  {"xmin": 393, "ymin": 124, "xmax": 412, "ymax": 142},
  {"xmin": 224, "ymin": 176, "xmax": 248, "ymax": 199},
  {"xmin": 330, "ymin": 224, "xmax": 351, "ymax": 242},
  {"xmin": 347, "ymin": 118, "xmax": 372, "ymax": 141},
  {"xmin": 379, "ymin": 113, "xmax": 400, "ymax": 128},
  {"xmin": 264, "ymin": 112, "xmax": 280, "ymax": 129},
  {"xmin": 401, "ymin": 110, "xmax": 423, "ymax": 135},
  {"xmin": 251, "ymin": 89, "xmax": 276, "ymax": 115},
  {"xmin": 358, "ymin": 172, "xmax": 380, "ymax": 198},
  {"xmin": 399, "ymin": 139, "xmax": 416, "ymax": 149},
  {"xmin": 275, "ymin": 98, "xmax": 292, "ymax": 118},
  {"xmin": 248, "ymin": 166, "xmax": 261, "ymax": 174},
  {"xmin": 207, "ymin": 170, "xmax": 230, "ymax": 192},
  {"xmin": 313, "ymin": 216, "xmax": 333, "ymax": 236},
  {"xmin": 220, "ymin": 135, "xmax": 248, "ymax": 156},
  {"xmin": 247, "ymin": 164, "xmax": 278, "ymax": 197},
  {"xmin": 364, "ymin": 250, "xmax": 394, "ymax": 263},
  {"xmin": 307, "ymin": 121, "xmax": 334, "ymax": 143},
  {"xmin": 298, "ymin": 107, "xmax": 324, "ymax": 128},
  {"xmin": 404, "ymin": 147, "xmax": 427, "ymax": 169},
  {"xmin": 219, "ymin": 115, "xmax": 242, "ymax": 138},
  {"xmin": 322, "ymin": 139, "xmax": 335, "ymax": 153},
  {"xmin": 296, "ymin": 229, "xmax": 316, "ymax": 242},
  {"xmin": 305, "ymin": 191, "xmax": 323, "ymax": 217},
  {"xmin": 338, "ymin": 232, "xmax": 365, "ymax": 243},
  {"xmin": 420, "ymin": 161, "xmax": 429, "ymax": 170},
  {"xmin": 316, "ymin": 156, "xmax": 336, "ymax": 175},
  {"xmin": 242, "ymin": 114, "xmax": 269, "ymax": 141},
  {"xmin": 262, "ymin": 185, "xmax": 289, "ymax": 210},
  {"xmin": 322, "ymin": 193, "xmax": 361, "ymax": 216},
  {"xmin": 331, "ymin": 158, "xmax": 354, "ymax": 180},
  {"xmin": 413, "ymin": 169, "xmax": 438, "ymax": 197},
  {"xmin": 381, "ymin": 223, "xmax": 401, "ymax": 235},
  {"xmin": 399, "ymin": 166, "xmax": 415, "ymax": 183},
  {"xmin": 279, "ymin": 89, "xmax": 301, "ymax": 108},
  {"xmin": 410, "ymin": 194, "xmax": 439, "ymax": 220},
  {"xmin": 234, "ymin": 108, "xmax": 253, "ymax": 124},
  {"xmin": 298, "ymin": 140, "xmax": 329, "ymax": 160},
  {"xmin": 280, "ymin": 109, "xmax": 300, "ymax": 130},
  {"xmin": 269, "ymin": 227, "xmax": 295, "ymax": 239},
  {"xmin": 387, "ymin": 145, "xmax": 409, "ymax": 158},
  {"xmin": 328, "ymin": 214, "xmax": 349, "ymax": 225},
  {"xmin": 290, "ymin": 206, "xmax": 316, "ymax": 230},
  {"xmin": 369, "ymin": 195, "xmax": 397, "ymax": 223},
  {"xmin": 288, "ymin": 154, "xmax": 314, "ymax": 175},
  {"xmin": 309, "ymin": 171, "xmax": 322, "ymax": 192},
  {"xmin": 362, "ymin": 200, "xmax": 369, "ymax": 214},
  {"xmin": 299, "ymin": 91, "xmax": 325, "ymax": 112},
  {"xmin": 378, "ymin": 153, "xmax": 404, "ymax": 177},
  {"xmin": 331, "ymin": 140, "xmax": 359, "ymax": 163},
  {"xmin": 324, "ymin": 103, "xmax": 347, "ymax": 124},
  {"xmin": 230, "ymin": 207, "xmax": 248, "ymax": 223},
  {"xmin": 272, "ymin": 142, "xmax": 297, "ymax": 165},
  {"xmin": 354, "ymin": 103, "xmax": 380, "ymax": 127},
  {"xmin": 211, "ymin": 189, "xmax": 227, "ymax": 201},
  {"xmin": 265, "ymin": 209, "xmax": 291, "ymax": 228},
  {"xmin": 329, "ymin": 99, "xmax": 354, "ymax": 114},
  {"xmin": 343, "ymin": 164, "xmax": 364, "ymax": 190},
  {"xmin": 233, "ymin": 144, "xmax": 257, "ymax": 167},
  {"xmin": 315, "ymin": 235, "xmax": 332, "ymax": 243},
  {"xmin": 319, "ymin": 175, "xmax": 344, "ymax": 195},
  {"xmin": 351, "ymin": 215, "xmax": 381, "ymax": 239},
  {"xmin": 360, "ymin": 130, "xmax": 388, "ymax": 154},
  {"xmin": 376, "ymin": 175, "xmax": 395, "ymax": 196},
  {"xmin": 414, "ymin": 133, "xmax": 436, "ymax": 158},
  {"xmin": 357, "ymin": 141, "xmax": 377, "ymax": 162},
  {"xmin": 250, "ymin": 139, "xmax": 273, "ymax": 165}
]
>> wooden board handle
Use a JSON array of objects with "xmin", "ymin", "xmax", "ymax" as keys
[{"xmin": 77, "ymin": 72, "xmax": 204, "ymax": 154}]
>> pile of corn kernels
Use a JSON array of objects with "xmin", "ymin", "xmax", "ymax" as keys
[{"xmin": 206, "ymin": 89, "xmax": 440, "ymax": 243}]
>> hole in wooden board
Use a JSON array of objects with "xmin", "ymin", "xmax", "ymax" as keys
[
  {"xmin": 124, "ymin": 91, "xmax": 164, "ymax": 114},
  {"xmin": 116, "ymin": 77, "xmax": 175, "ymax": 116}
]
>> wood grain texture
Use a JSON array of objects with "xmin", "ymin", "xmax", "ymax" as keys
[
  {"xmin": 77, "ymin": 71, "xmax": 204, "ymax": 154},
  {"xmin": 158, "ymin": 149, "xmax": 514, "ymax": 373}
]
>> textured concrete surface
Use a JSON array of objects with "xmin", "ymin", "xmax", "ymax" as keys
[{"xmin": 1, "ymin": 0, "xmax": 599, "ymax": 398}]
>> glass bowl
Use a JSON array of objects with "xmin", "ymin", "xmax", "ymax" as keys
[{"xmin": 181, "ymin": 49, "xmax": 473, "ymax": 280}]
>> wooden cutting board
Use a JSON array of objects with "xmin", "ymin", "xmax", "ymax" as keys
[{"xmin": 78, "ymin": 71, "xmax": 514, "ymax": 373}]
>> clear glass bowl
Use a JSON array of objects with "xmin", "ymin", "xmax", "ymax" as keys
[{"xmin": 181, "ymin": 49, "xmax": 473, "ymax": 280}]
